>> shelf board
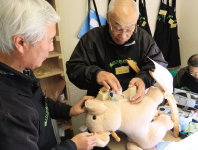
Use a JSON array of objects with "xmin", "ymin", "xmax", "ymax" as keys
[
  {"xmin": 48, "ymin": 51, "xmax": 62, "ymax": 59},
  {"xmin": 61, "ymin": 99, "xmax": 69, "ymax": 104},
  {"xmin": 35, "ymin": 68, "xmax": 64, "ymax": 79},
  {"xmin": 55, "ymin": 36, "xmax": 60, "ymax": 41},
  {"xmin": 64, "ymin": 122, "xmax": 73, "ymax": 130}
]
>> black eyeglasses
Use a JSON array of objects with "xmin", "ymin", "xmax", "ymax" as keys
[{"xmin": 109, "ymin": 18, "xmax": 137, "ymax": 36}]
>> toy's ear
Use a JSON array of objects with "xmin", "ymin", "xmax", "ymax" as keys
[
  {"xmin": 146, "ymin": 86, "xmax": 163, "ymax": 103},
  {"xmin": 85, "ymin": 100, "xmax": 108, "ymax": 115}
]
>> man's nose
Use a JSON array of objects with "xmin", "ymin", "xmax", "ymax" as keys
[
  {"xmin": 120, "ymin": 31, "xmax": 127, "ymax": 38},
  {"xmin": 194, "ymin": 74, "xmax": 198, "ymax": 79}
]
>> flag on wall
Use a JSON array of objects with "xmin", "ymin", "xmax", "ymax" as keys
[{"xmin": 78, "ymin": 9, "xmax": 106, "ymax": 38}]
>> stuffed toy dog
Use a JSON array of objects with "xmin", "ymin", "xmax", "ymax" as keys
[{"xmin": 81, "ymin": 86, "xmax": 173, "ymax": 150}]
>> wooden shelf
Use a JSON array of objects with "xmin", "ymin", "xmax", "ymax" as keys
[
  {"xmin": 45, "ymin": 0, "xmax": 73, "ymax": 136},
  {"xmin": 35, "ymin": 68, "xmax": 64, "ymax": 79},
  {"xmin": 58, "ymin": 120, "xmax": 72, "ymax": 131},
  {"xmin": 61, "ymin": 99, "xmax": 69, "ymax": 105},
  {"xmin": 64, "ymin": 121, "xmax": 72, "ymax": 130},
  {"xmin": 48, "ymin": 51, "xmax": 62, "ymax": 59},
  {"xmin": 55, "ymin": 36, "xmax": 60, "ymax": 41}
]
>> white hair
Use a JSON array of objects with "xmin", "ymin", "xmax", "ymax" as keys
[
  {"xmin": 0, "ymin": 0, "xmax": 60, "ymax": 55},
  {"xmin": 108, "ymin": 0, "xmax": 139, "ymax": 17}
]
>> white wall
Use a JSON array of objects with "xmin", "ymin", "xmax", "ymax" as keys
[
  {"xmin": 178, "ymin": 0, "xmax": 198, "ymax": 68},
  {"xmin": 57, "ymin": 0, "xmax": 108, "ymax": 63}
]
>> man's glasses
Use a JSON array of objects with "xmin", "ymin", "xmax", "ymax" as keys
[
  {"xmin": 109, "ymin": 18, "xmax": 136, "ymax": 36},
  {"xmin": 190, "ymin": 72, "xmax": 198, "ymax": 76}
]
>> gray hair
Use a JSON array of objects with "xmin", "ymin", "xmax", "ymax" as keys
[
  {"xmin": 0, "ymin": 0, "xmax": 60, "ymax": 55},
  {"xmin": 108, "ymin": 0, "xmax": 139, "ymax": 17},
  {"xmin": 188, "ymin": 54, "xmax": 198, "ymax": 67}
]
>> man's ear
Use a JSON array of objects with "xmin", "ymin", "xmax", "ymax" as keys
[
  {"xmin": 13, "ymin": 34, "xmax": 25, "ymax": 54},
  {"xmin": 106, "ymin": 13, "xmax": 110, "ymax": 24}
]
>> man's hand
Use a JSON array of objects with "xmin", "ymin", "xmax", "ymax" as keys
[
  {"xmin": 71, "ymin": 132, "xmax": 97, "ymax": 150},
  {"xmin": 129, "ymin": 77, "xmax": 145, "ymax": 104},
  {"xmin": 97, "ymin": 71, "xmax": 122, "ymax": 94},
  {"xmin": 69, "ymin": 96, "xmax": 94, "ymax": 117}
]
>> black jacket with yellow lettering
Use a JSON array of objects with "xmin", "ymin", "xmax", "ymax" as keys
[
  {"xmin": 66, "ymin": 24, "xmax": 168, "ymax": 96},
  {"xmin": 0, "ymin": 62, "xmax": 76, "ymax": 150}
]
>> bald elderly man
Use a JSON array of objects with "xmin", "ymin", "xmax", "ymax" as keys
[{"xmin": 66, "ymin": 0, "xmax": 167, "ymax": 104}]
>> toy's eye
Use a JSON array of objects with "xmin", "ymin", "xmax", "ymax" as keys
[{"xmin": 93, "ymin": 116, "xmax": 96, "ymax": 120}]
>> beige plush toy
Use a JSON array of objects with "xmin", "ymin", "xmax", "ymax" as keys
[{"xmin": 81, "ymin": 86, "xmax": 174, "ymax": 150}]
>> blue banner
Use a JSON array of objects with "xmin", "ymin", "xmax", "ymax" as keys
[{"xmin": 78, "ymin": 9, "xmax": 107, "ymax": 38}]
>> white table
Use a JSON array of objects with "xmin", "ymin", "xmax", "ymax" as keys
[{"xmin": 107, "ymin": 130, "xmax": 181, "ymax": 150}]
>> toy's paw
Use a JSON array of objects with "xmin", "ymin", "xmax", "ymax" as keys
[
  {"xmin": 158, "ymin": 114, "xmax": 174, "ymax": 130},
  {"xmin": 95, "ymin": 132, "xmax": 110, "ymax": 147},
  {"xmin": 127, "ymin": 142, "xmax": 143, "ymax": 150}
]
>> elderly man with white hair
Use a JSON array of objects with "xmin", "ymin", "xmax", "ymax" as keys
[
  {"xmin": 0, "ymin": 0, "xmax": 97, "ymax": 150},
  {"xmin": 66, "ymin": 0, "xmax": 167, "ymax": 105}
]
